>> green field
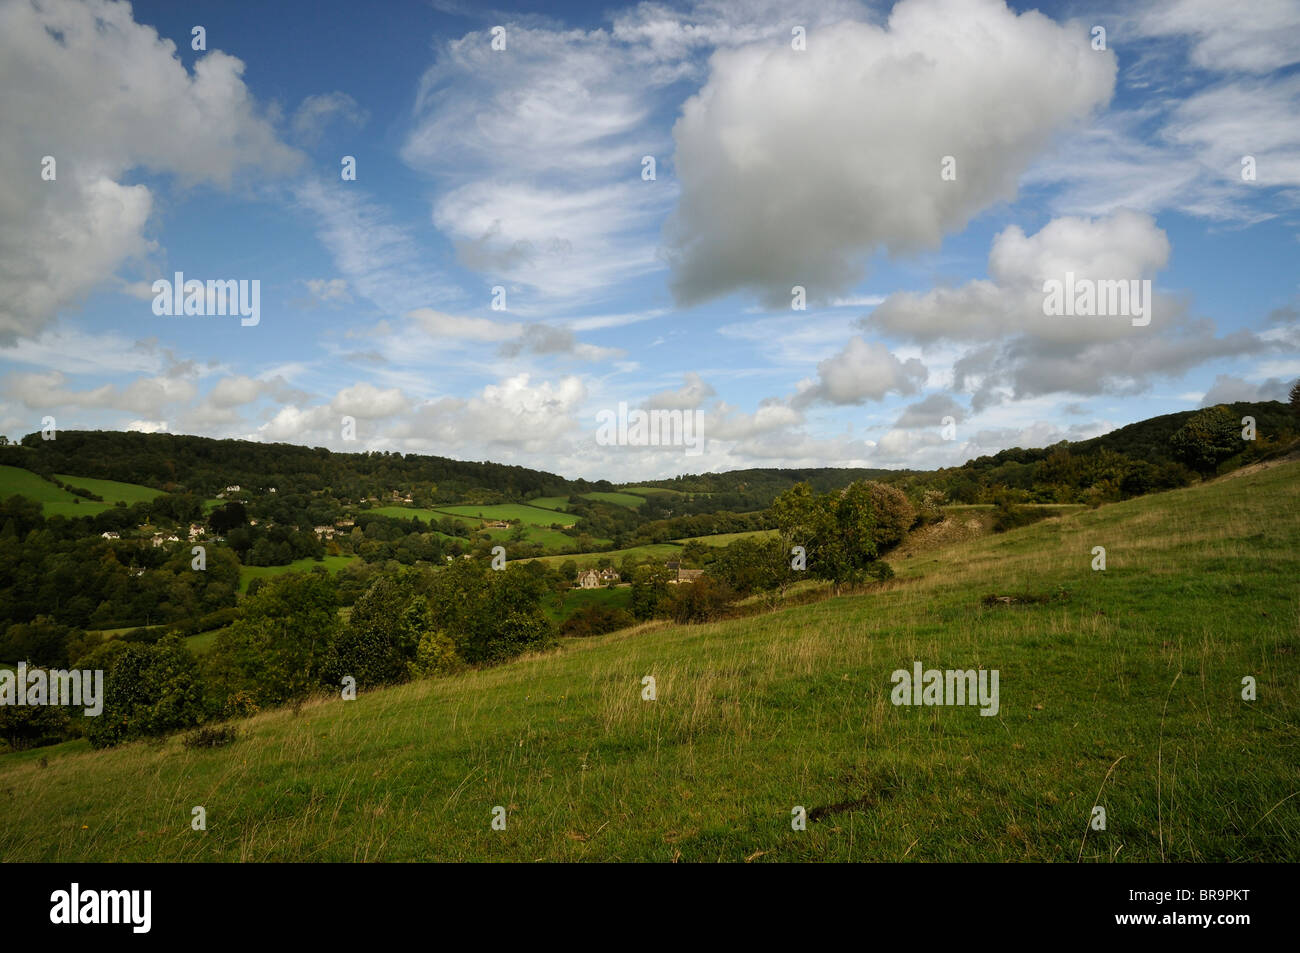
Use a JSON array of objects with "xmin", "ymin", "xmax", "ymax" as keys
[
  {"xmin": 183, "ymin": 628, "xmax": 226, "ymax": 655},
  {"xmin": 524, "ymin": 542, "xmax": 684, "ymax": 569},
  {"xmin": 674, "ymin": 529, "xmax": 779, "ymax": 547},
  {"xmin": 0, "ymin": 464, "xmax": 114, "ymax": 517},
  {"xmin": 238, "ymin": 555, "xmax": 358, "ymax": 593},
  {"xmin": 525, "ymin": 497, "xmax": 573, "ymax": 512},
  {"xmin": 545, "ymin": 583, "xmax": 633, "ymax": 623},
  {"xmin": 369, "ymin": 506, "xmax": 599, "ymax": 552},
  {"xmin": 621, "ymin": 486, "xmax": 686, "ymax": 497},
  {"xmin": 431, "ymin": 503, "xmax": 577, "ymax": 527},
  {"xmin": 2, "ymin": 462, "xmax": 1296, "ymax": 861},
  {"xmin": 55, "ymin": 473, "xmax": 163, "ymax": 505},
  {"xmin": 581, "ymin": 491, "xmax": 647, "ymax": 508}
]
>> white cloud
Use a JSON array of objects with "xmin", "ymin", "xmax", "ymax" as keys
[
  {"xmin": 0, "ymin": 0, "xmax": 300, "ymax": 343},
  {"xmin": 665, "ymin": 0, "xmax": 1116, "ymax": 306},
  {"xmin": 292, "ymin": 91, "xmax": 368, "ymax": 145},
  {"xmin": 793, "ymin": 337, "xmax": 927, "ymax": 406}
]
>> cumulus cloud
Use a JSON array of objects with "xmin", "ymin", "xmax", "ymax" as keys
[
  {"xmin": 793, "ymin": 337, "xmax": 926, "ymax": 407},
  {"xmin": 644, "ymin": 372, "xmax": 716, "ymax": 409},
  {"xmin": 894, "ymin": 393, "xmax": 968, "ymax": 428},
  {"xmin": 498, "ymin": 324, "xmax": 624, "ymax": 362},
  {"xmin": 1200, "ymin": 374, "xmax": 1290, "ymax": 405},
  {"xmin": 862, "ymin": 209, "xmax": 1269, "ymax": 408},
  {"xmin": 0, "ymin": 0, "xmax": 301, "ymax": 343},
  {"xmin": 665, "ymin": 0, "xmax": 1116, "ymax": 306}
]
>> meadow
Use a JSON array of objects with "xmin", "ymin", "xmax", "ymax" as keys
[
  {"xmin": 0, "ymin": 464, "xmax": 112, "ymax": 517},
  {"xmin": 0, "ymin": 461, "xmax": 1295, "ymax": 862}
]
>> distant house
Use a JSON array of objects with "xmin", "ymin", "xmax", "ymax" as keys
[
  {"xmin": 313, "ymin": 525, "xmax": 336, "ymax": 539},
  {"xmin": 100, "ymin": 531, "xmax": 120, "ymax": 540},
  {"xmin": 188, "ymin": 524, "xmax": 204, "ymax": 540},
  {"xmin": 667, "ymin": 567, "xmax": 704, "ymax": 585},
  {"xmin": 151, "ymin": 533, "xmax": 180, "ymax": 547},
  {"xmin": 484, "ymin": 519, "xmax": 511, "ymax": 529},
  {"xmin": 335, "ymin": 519, "xmax": 355, "ymax": 529},
  {"xmin": 577, "ymin": 568, "xmax": 619, "ymax": 589},
  {"xmin": 225, "ymin": 485, "xmax": 241, "ymax": 493}
]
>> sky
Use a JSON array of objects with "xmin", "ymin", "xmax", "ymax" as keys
[{"xmin": 1, "ymin": 0, "xmax": 1297, "ymax": 481}]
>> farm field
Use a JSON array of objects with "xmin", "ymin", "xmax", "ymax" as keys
[
  {"xmin": 674, "ymin": 529, "xmax": 779, "ymax": 546},
  {"xmin": 524, "ymin": 542, "xmax": 684, "ymax": 569},
  {"xmin": 0, "ymin": 464, "xmax": 113, "ymax": 517},
  {"xmin": 432, "ymin": 503, "xmax": 577, "ymax": 527},
  {"xmin": 580, "ymin": 491, "xmax": 646, "ymax": 508},
  {"xmin": 525, "ymin": 496, "xmax": 573, "ymax": 511},
  {"xmin": 0, "ymin": 460, "xmax": 1294, "ymax": 861},
  {"xmin": 55, "ymin": 473, "xmax": 163, "ymax": 505},
  {"xmin": 544, "ymin": 582, "xmax": 633, "ymax": 623},
  {"xmin": 237, "ymin": 554, "xmax": 358, "ymax": 594}
]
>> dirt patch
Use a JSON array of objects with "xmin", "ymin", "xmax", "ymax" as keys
[
  {"xmin": 1215, "ymin": 447, "xmax": 1300, "ymax": 482},
  {"xmin": 981, "ymin": 588, "xmax": 1069, "ymax": 607}
]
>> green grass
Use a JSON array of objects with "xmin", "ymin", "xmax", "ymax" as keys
[
  {"xmin": 238, "ymin": 555, "xmax": 357, "ymax": 594},
  {"xmin": 2, "ymin": 462, "xmax": 1296, "ymax": 861},
  {"xmin": 431, "ymin": 503, "xmax": 577, "ymax": 527},
  {"xmin": 55, "ymin": 474, "xmax": 162, "ymax": 505},
  {"xmin": 183, "ymin": 628, "xmax": 226, "ymax": 655},
  {"xmin": 368, "ymin": 506, "xmax": 602, "ymax": 552},
  {"xmin": 544, "ymin": 584, "xmax": 633, "ymax": 623},
  {"xmin": 526, "ymin": 497, "xmax": 573, "ymax": 512},
  {"xmin": 0, "ymin": 464, "xmax": 113, "ymax": 516},
  {"xmin": 524, "ymin": 543, "xmax": 684, "ymax": 569},
  {"xmin": 675, "ymin": 529, "xmax": 779, "ymax": 547},
  {"xmin": 621, "ymin": 486, "xmax": 687, "ymax": 497},
  {"xmin": 581, "ymin": 491, "xmax": 647, "ymax": 508}
]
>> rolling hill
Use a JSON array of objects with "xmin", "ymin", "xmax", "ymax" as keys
[{"xmin": 1, "ymin": 459, "xmax": 1294, "ymax": 862}]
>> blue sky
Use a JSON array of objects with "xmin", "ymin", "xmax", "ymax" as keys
[{"xmin": 1, "ymin": 0, "xmax": 1297, "ymax": 480}]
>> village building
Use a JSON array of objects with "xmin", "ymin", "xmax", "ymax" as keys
[
  {"xmin": 100, "ymin": 531, "xmax": 120, "ymax": 540},
  {"xmin": 577, "ymin": 568, "xmax": 620, "ymax": 589}
]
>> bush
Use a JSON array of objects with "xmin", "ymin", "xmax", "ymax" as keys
[
  {"xmin": 182, "ymin": 724, "xmax": 238, "ymax": 749},
  {"xmin": 407, "ymin": 627, "xmax": 461, "ymax": 677},
  {"xmin": 82, "ymin": 637, "xmax": 207, "ymax": 748},
  {"xmin": 666, "ymin": 575, "xmax": 736, "ymax": 624},
  {"xmin": 561, "ymin": 604, "xmax": 634, "ymax": 638},
  {"xmin": 0, "ymin": 703, "xmax": 70, "ymax": 751},
  {"xmin": 864, "ymin": 482, "xmax": 916, "ymax": 551}
]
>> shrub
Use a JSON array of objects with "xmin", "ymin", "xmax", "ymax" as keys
[
  {"xmin": 182, "ymin": 724, "xmax": 238, "ymax": 749},
  {"xmin": 561, "ymin": 604, "xmax": 633, "ymax": 638},
  {"xmin": 666, "ymin": 575, "xmax": 736, "ymax": 624},
  {"xmin": 407, "ymin": 627, "xmax": 462, "ymax": 677},
  {"xmin": 864, "ymin": 482, "xmax": 916, "ymax": 551},
  {"xmin": 0, "ymin": 703, "xmax": 70, "ymax": 751},
  {"xmin": 82, "ymin": 637, "xmax": 207, "ymax": 748}
]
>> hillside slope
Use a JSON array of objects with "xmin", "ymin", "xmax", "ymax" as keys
[{"xmin": 2, "ymin": 462, "xmax": 1296, "ymax": 862}]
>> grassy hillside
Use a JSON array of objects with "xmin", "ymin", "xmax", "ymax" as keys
[
  {"xmin": 430, "ymin": 503, "xmax": 577, "ymax": 527},
  {"xmin": 237, "ymin": 555, "xmax": 358, "ymax": 594},
  {"xmin": 581, "ymin": 491, "xmax": 646, "ymax": 508},
  {"xmin": 54, "ymin": 473, "xmax": 163, "ymax": 505},
  {"xmin": 1, "ymin": 462, "xmax": 1295, "ymax": 862},
  {"xmin": 0, "ymin": 464, "xmax": 113, "ymax": 517}
]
